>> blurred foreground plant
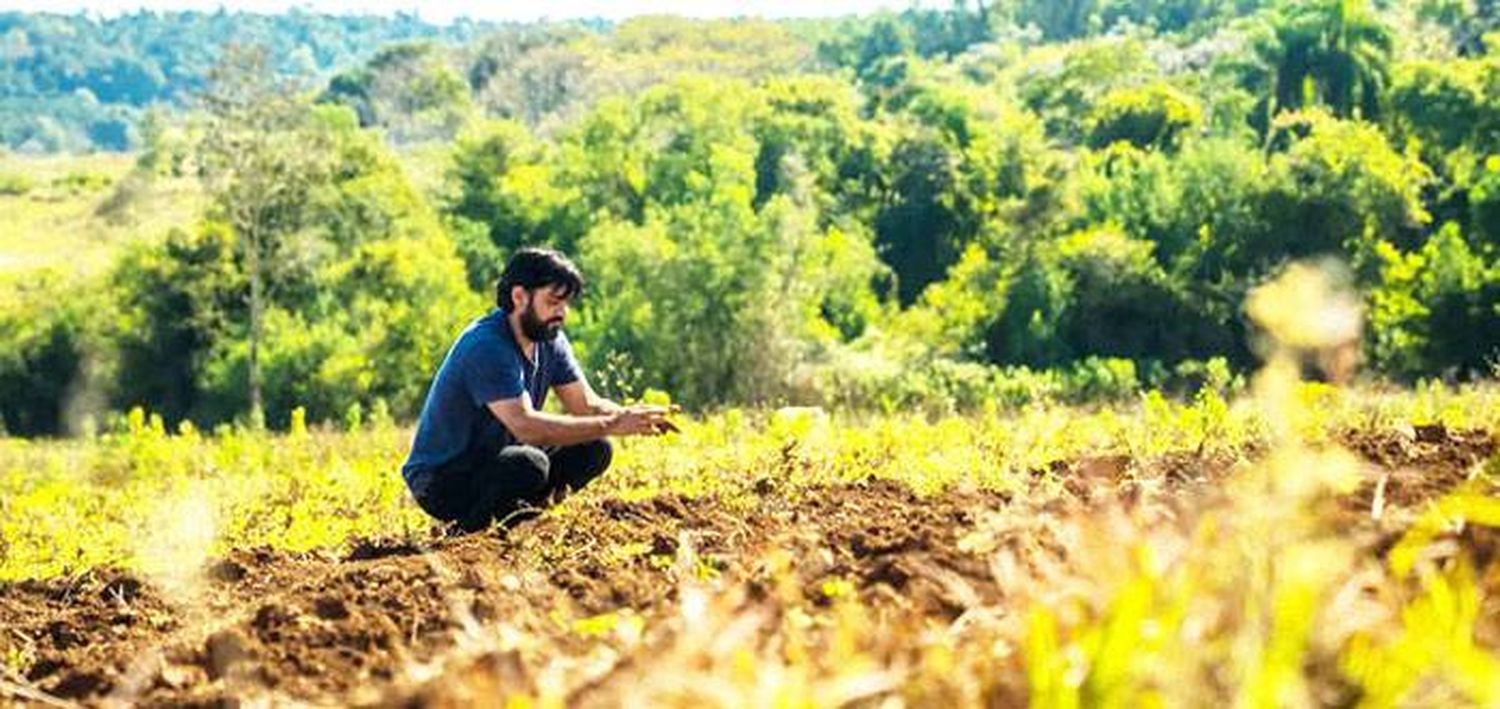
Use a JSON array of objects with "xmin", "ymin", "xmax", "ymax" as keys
[{"xmin": 1022, "ymin": 262, "xmax": 1500, "ymax": 706}]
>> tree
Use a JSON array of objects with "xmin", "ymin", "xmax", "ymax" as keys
[
  {"xmin": 985, "ymin": 227, "xmax": 1232, "ymax": 368},
  {"xmin": 875, "ymin": 84, "xmax": 1054, "ymax": 304},
  {"xmin": 111, "ymin": 224, "xmax": 244, "ymax": 424},
  {"xmin": 1086, "ymin": 82, "xmax": 1203, "ymax": 151},
  {"xmin": 320, "ymin": 41, "xmax": 474, "ymax": 143},
  {"xmin": 1096, "ymin": 0, "xmax": 1248, "ymax": 34},
  {"xmin": 1388, "ymin": 57, "xmax": 1500, "ymax": 239},
  {"xmin": 445, "ymin": 119, "xmax": 586, "ymax": 288},
  {"xmin": 1017, "ymin": 0, "xmax": 1100, "ymax": 41},
  {"xmin": 0, "ymin": 271, "xmax": 103, "ymax": 436},
  {"xmin": 750, "ymin": 75, "xmax": 879, "ymax": 216},
  {"xmin": 1261, "ymin": 0, "xmax": 1395, "ymax": 120},
  {"xmin": 1369, "ymin": 223, "xmax": 1500, "ymax": 378},
  {"xmin": 1260, "ymin": 109, "xmax": 1431, "ymax": 266},
  {"xmin": 0, "ymin": 11, "xmax": 487, "ymax": 151},
  {"xmin": 1017, "ymin": 37, "xmax": 1157, "ymax": 144},
  {"xmin": 471, "ymin": 40, "xmax": 591, "ymax": 126},
  {"xmin": 197, "ymin": 44, "xmax": 335, "ymax": 427}
]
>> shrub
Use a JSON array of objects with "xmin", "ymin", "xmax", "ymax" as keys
[
  {"xmin": 0, "ymin": 271, "xmax": 110, "ymax": 436},
  {"xmin": 1086, "ymin": 82, "xmax": 1203, "ymax": 152},
  {"xmin": 0, "ymin": 172, "xmax": 33, "ymax": 196}
]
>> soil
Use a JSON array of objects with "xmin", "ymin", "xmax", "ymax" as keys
[{"xmin": 1, "ymin": 428, "xmax": 1493, "ymax": 707}]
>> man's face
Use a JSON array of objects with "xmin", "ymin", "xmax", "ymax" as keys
[{"xmin": 517, "ymin": 285, "xmax": 572, "ymax": 342}]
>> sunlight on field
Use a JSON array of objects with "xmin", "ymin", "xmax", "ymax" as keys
[
  {"xmin": 1, "ymin": 376, "xmax": 1497, "ymax": 704},
  {"xmin": 0, "ymin": 384, "xmax": 1490, "ymax": 583},
  {"xmin": 0, "ymin": 153, "xmax": 205, "ymax": 276},
  {"xmin": 134, "ymin": 484, "xmax": 218, "ymax": 604}
]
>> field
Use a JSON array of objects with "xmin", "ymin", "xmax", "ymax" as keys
[
  {"xmin": 0, "ymin": 154, "xmax": 205, "ymax": 277},
  {"xmin": 0, "ymin": 150, "xmax": 448, "ymax": 279},
  {"xmin": 3, "ymin": 376, "xmax": 1499, "ymax": 706}
]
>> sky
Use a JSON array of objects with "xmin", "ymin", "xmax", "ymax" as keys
[{"xmin": 5, "ymin": 1, "xmax": 943, "ymax": 24}]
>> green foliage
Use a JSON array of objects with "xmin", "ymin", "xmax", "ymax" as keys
[
  {"xmin": 467, "ymin": 17, "xmax": 814, "ymax": 130},
  {"xmin": 1076, "ymin": 139, "xmax": 1261, "ymax": 277},
  {"xmin": 1387, "ymin": 56, "xmax": 1500, "ymax": 244},
  {"xmin": 1260, "ymin": 0, "xmax": 1395, "ymax": 120},
  {"xmin": 1370, "ymin": 223, "xmax": 1500, "ymax": 379},
  {"xmin": 0, "ymin": 11, "xmax": 490, "ymax": 151},
  {"xmin": 198, "ymin": 237, "xmax": 481, "ymax": 426},
  {"xmin": 199, "ymin": 46, "xmax": 347, "ymax": 424},
  {"xmin": 898, "ymin": 243, "xmax": 1008, "ymax": 358},
  {"xmin": 876, "ymin": 85, "xmax": 1052, "ymax": 304},
  {"xmin": 445, "ymin": 118, "xmax": 586, "ymax": 281},
  {"xmin": 986, "ymin": 246, "xmax": 1076, "ymax": 367},
  {"xmin": 813, "ymin": 347, "xmax": 1208, "ymax": 416},
  {"xmin": 320, "ymin": 41, "xmax": 475, "ymax": 143},
  {"xmin": 1471, "ymin": 156, "xmax": 1500, "ymax": 246},
  {"xmin": 874, "ymin": 128, "xmax": 969, "ymax": 304},
  {"xmin": 0, "ymin": 171, "xmax": 31, "ymax": 195},
  {"xmin": 110, "ymin": 223, "xmax": 243, "ymax": 424},
  {"xmin": 573, "ymin": 194, "xmax": 854, "ymax": 407},
  {"xmin": 1096, "ymin": 0, "xmax": 1258, "ymax": 34},
  {"xmin": 1017, "ymin": 38, "xmax": 1158, "ymax": 144},
  {"xmin": 988, "ymin": 226, "xmax": 1226, "ymax": 368},
  {"xmin": 1016, "ymin": 0, "xmax": 1102, "ymax": 40},
  {"xmin": 476, "ymin": 77, "xmax": 891, "ymax": 406},
  {"xmin": 1090, "ymin": 110, "xmax": 1430, "ymax": 289},
  {"xmin": 1066, "ymin": 114, "xmax": 1440, "ymax": 371},
  {"xmin": 0, "ymin": 95, "xmax": 138, "ymax": 153},
  {"xmin": 815, "ymin": 4, "xmax": 995, "ymax": 79},
  {"xmin": 464, "ymin": 24, "xmax": 592, "ymax": 125},
  {"xmin": 0, "ymin": 271, "xmax": 104, "ymax": 436},
  {"xmin": 1086, "ymin": 81, "xmax": 1203, "ymax": 151},
  {"xmin": 1261, "ymin": 109, "xmax": 1431, "ymax": 260},
  {"xmin": 102, "ymin": 52, "xmax": 478, "ymax": 430},
  {"xmin": 749, "ymin": 75, "xmax": 880, "ymax": 216},
  {"xmin": 1389, "ymin": 57, "xmax": 1497, "ymax": 159}
]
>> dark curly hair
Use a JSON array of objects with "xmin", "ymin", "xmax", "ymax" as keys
[{"xmin": 495, "ymin": 247, "xmax": 585, "ymax": 310}]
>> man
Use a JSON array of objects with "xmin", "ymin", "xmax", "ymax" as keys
[{"xmin": 402, "ymin": 248, "xmax": 672, "ymax": 532}]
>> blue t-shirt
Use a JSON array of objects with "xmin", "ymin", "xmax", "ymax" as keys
[{"xmin": 401, "ymin": 308, "xmax": 583, "ymax": 497}]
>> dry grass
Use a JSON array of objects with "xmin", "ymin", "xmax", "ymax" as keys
[{"xmin": 0, "ymin": 153, "xmax": 205, "ymax": 276}]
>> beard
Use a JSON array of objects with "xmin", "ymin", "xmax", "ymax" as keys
[{"xmin": 519, "ymin": 302, "xmax": 563, "ymax": 342}]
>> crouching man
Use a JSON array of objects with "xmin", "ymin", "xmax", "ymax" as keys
[{"xmin": 401, "ymin": 248, "xmax": 673, "ymax": 532}]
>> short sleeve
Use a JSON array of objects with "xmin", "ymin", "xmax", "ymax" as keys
[
  {"xmin": 549, "ymin": 332, "xmax": 584, "ymax": 387},
  {"xmin": 461, "ymin": 337, "xmax": 526, "ymax": 407}
]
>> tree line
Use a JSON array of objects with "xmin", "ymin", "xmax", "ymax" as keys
[{"xmin": 0, "ymin": 10, "xmax": 497, "ymax": 151}]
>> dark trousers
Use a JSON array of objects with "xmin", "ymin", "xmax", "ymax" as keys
[{"xmin": 416, "ymin": 439, "xmax": 613, "ymax": 532}]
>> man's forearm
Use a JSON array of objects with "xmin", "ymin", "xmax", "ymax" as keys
[{"xmin": 511, "ymin": 410, "xmax": 614, "ymax": 448}]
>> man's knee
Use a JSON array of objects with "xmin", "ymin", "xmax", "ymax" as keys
[
  {"xmin": 496, "ymin": 445, "xmax": 550, "ymax": 496},
  {"xmin": 582, "ymin": 437, "xmax": 613, "ymax": 476},
  {"xmin": 549, "ymin": 438, "xmax": 613, "ymax": 493}
]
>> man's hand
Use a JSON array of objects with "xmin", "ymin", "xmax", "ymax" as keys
[{"xmin": 607, "ymin": 404, "xmax": 679, "ymax": 436}]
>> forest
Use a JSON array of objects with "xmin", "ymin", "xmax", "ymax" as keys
[{"xmin": 0, "ymin": 0, "xmax": 1495, "ymax": 434}]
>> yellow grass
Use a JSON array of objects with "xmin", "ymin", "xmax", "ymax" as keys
[{"xmin": 0, "ymin": 153, "xmax": 205, "ymax": 276}]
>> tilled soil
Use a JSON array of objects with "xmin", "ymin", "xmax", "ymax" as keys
[{"xmin": 1, "ymin": 427, "xmax": 1493, "ymax": 707}]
